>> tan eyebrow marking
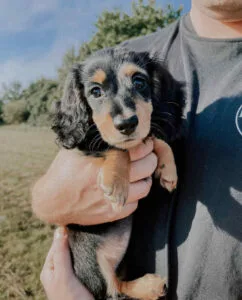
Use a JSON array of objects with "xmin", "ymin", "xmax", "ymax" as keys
[
  {"xmin": 119, "ymin": 63, "xmax": 147, "ymax": 77},
  {"xmin": 91, "ymin": 69, "xmax": 107, "ymax": 84}
]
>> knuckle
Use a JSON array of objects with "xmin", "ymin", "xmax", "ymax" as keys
[
  {"xmin": 151, "ymin": 152, "xmax": 158, "ymax": 166},
  {"xmin": 145, "ymin": 137, "xmax": 154, "ymax": 149},
  {"xmin": 142, "ymin": 178, "xmax": 152, "ymax": 197},
  {"xmin": 147, "ymin": 153, "xmax": 158, "ymax": 175},
  {"xmin": 107, "ymin": 207, "xmax": 116, "ymax": 221},
  {"xmin": 130, "ymin": 147, "xmax": 143, "ymax": 161},
  {"xmin": 132, "ymin": 202, "xmax": 138, "ymax": 211}
]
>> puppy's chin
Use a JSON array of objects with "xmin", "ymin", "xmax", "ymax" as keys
[{"xmin": 114, "ymin": 139, "xmax": 143, "ymax": 150}]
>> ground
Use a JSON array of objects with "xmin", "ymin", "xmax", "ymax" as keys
[{"xmin": 0, "ymin": 125, "xmax": 58, "ymax": 299}]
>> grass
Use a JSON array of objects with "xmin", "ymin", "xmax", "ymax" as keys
[{"xmin": 0, "ymin": 125, "xmax": 58, "ymax": 299}]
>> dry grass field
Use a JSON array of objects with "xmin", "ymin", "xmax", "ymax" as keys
[{"xmin": 0, "ymin": 125, "xmax": 58, "ymax": 299}]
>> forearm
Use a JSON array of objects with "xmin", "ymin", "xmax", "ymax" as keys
[
  {"xmin": 32, "ymin": 174, "xmax": 69, "ymax": 225},
  {"xmin": 32, "ymin": 141, "xmax": 155, "ymax": 226},
  {"xmin": 31, "ymin": 149, "xmax": 99, "ymax": 225}
]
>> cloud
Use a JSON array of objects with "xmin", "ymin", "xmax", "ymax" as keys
[
  {"xmin": 0, "ymin": 32, "xmax": 83, "ymax": 93},
  {"xmin": 0, "ymin": 0, "xmax": 92, "ymax": 91},
  {"xmin": 0, "ymin": 0, "xmax": 59, "ymax": 33}
]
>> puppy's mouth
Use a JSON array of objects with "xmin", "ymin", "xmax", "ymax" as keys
[{"xmin": 114, "ymin": 136, "xmax": 145, "ymax": 149}]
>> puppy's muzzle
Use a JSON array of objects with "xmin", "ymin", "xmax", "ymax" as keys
[{"xmin": 114, "ymin": 115, "xmax": 138, "ymax": 135}]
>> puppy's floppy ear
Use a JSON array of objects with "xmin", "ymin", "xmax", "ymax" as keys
[
  {"xmin": 147, "ymin": 54, "xmax": 185, "ymax": 142},
  {"xmin": 52, "ymin": 63, "xmax": 91, "ymax": 149}
]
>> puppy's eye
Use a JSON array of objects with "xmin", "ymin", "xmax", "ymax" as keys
[
  {"xmin": 91, "ymin": 87, "xmax": 102, "ymax": 98},
  {"xmin": 132, "ymin": 76, "xmax": 147, "ymax": 92}
]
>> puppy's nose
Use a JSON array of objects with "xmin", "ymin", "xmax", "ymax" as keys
[{"xmin": 114, "ymin": 115, "xmax": 138, "ymax": 135}]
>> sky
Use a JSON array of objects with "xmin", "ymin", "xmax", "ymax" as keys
[{"xmin": 0, "ymin": 0, "xmax": 190, "ymax": 93}]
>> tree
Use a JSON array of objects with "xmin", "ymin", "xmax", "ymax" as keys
[
  {"xmin": 1, "ymin": 81, "xmax": 23, "ymax": 102},
  {"xmin": 57, "ymin": 0, "xmax": 182, "ymax": 92},
  {"xmin": 57, "ymin": 47, "xmax": 79, "ymax": 98},
  {"xmin": 2, "ymin": 99, "xmax": 29, "ymax": 124},
  {"xmin": 0, "ymin": 100, "xmax": 4, "ymax": 124},
  {"xmin": 23, "ymin": 78, "xmax": 58, "ymax": 126},
  {"xmin": 87, "ymin": 0, "xmax": 182, "ymax": 51}
]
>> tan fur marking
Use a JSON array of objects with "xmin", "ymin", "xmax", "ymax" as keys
[
  {"xmin": 98, "ymin": 149, "xmax": 130, "ymax": 210},
  {"xmin": 119, "ymin": 274, "xmax": 167, "ymax": 300},
  {"xmin": 135, "ymin": 99, "xmax": 153, "ymax": 140},
  {"xmin": 92, "ymin": 112, "xmax": 118, "ymax": 144},
  {"xmin": 119, "ymin": 63, "xmax": 147, "ymax": 78},
  {"xmin": 154, "ymin": 138, "xmax": 178, "ymax": 192},
  {"xmin": 96, "ymin": 227, "xmax": 131, "ymax": 298},
  {"xmin": 91, "ymin": 69, "xmax": 106, "ymax": 84}
]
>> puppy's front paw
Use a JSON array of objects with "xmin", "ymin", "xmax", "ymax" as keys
[
  {"xmin": 98, "ymin": 169, "xmax": 129, "ymax": 211},
  {"xmin": 155, "ymin": 162, "xmax": 177, "ymax": 192},
  {"xmin": 138, "ymin": 274, "xmax": 167, "ymax": 300}
]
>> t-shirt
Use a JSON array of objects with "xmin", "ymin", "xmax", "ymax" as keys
[{"xmin": 121, "ymin": 14, "xmax": 242, "ymax": 300}]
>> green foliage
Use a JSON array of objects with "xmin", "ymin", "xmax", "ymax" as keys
[
  {"xmin": 0, "ymin": 100, "xmax": 3, "ymax": 124},
  {"xmin": 1, "ymin": 79, "xmax": 58, "ymax": 126},
  {"xmin": 88, "ymin": 0, "xmax": 182, "ymax": 51},
  {"xmin": 1, "ymin": 81, "xmax": 23, "ymax": 102},
  {"xmin": 57, "ymin": 0, "xmax": 182, "ymax": 94},
  {"xmin": 23, "ymin": 78, "xmax": 58, "ymax": 126},
  {"xmin": 2, "ymin": 99, "xmax": 29, "ymax": 124}
]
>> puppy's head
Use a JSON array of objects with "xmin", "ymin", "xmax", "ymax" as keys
[{"xmin": 52, "ymin": 48, "xmax": 183, "ymax": 150}]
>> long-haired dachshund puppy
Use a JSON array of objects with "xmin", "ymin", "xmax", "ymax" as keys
[{"xmin": 52, "ymin": 47, "xmax": 184, "ymax": 300}]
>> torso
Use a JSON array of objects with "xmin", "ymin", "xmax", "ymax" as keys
[{"xmin": 122, "ymin": 14, "xmax": 242, "ymax": 300}]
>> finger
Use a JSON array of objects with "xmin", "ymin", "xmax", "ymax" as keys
[
  {"xmin": 51, "ymin": 227, "xmax": 73, "ymax": 277},
  {"xmin": 109, "ymin": 202, "xmax": 138, "ymax": 222},
  {"xmin": 127, "ymin": 177, "xmax": 152, "ymax": 203},
  {"xmin": 40, "ymin": 234, "xmax": 57, "ymax": 284},
  {"xmin": 130, "ymin": 152, "xmax": 157, "ymax": 183},
  {"xmin": 129, "ymin": 138, "xmax": 154, "ymax": 161}
]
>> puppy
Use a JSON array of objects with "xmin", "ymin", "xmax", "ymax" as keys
[{"xmin": 52, "ymin": 47, "xmax": 184, "ymax": 300}]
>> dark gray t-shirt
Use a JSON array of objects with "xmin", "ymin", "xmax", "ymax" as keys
[{"xmin": 122, "ymin": 15, "xmax": 242, "ymax": 300}]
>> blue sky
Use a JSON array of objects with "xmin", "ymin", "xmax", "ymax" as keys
[{"xmin": 0, "ymin": 0, "xmax": 190, "ymax": 93}]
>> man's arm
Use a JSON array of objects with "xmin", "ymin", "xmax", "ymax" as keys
[{"xmin": 32, "ymin": 139, "xmax": 157, "ymax": 225}]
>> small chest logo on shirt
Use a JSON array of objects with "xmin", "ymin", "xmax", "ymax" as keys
[{"xmin": 235, "ymin": 105, "xmax": 242, "ymax": 136}]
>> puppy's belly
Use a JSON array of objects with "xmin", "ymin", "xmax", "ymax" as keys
[{"xmin": 67, "ymin": 216, "xmax": 132, "ymax": 299}]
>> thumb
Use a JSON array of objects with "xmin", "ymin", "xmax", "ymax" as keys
[{"xmin": 52, "ymin": 226, "xmax": 73, "ymax": 276}]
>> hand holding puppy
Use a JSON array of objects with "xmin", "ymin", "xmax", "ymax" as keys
[
  {"xmin": 40, "ymin": 227, "xmax": 94, "ymax": 300},
  {"xmin": 32, "ymin": 138, "xmax": 157, "ymax": 225}
]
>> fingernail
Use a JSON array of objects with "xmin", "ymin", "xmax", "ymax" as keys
[{"xmin": 54, "ymin": 227, "xmax": 67, "ymax": 240}]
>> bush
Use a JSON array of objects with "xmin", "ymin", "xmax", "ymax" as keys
[
  {"xmin": 31, "ymin": 113, "xmax": 51, "ymax": 127},
  {"xmin": 0, "ymin": 101, "xmax": 4, "ymax": 124},
  {"xmin": 2, "ymin": 100, "xmax": 29, "ymax": 124},
  {"xmin": 24, "ymin": 79, "xmax": 58, "ymax": 126}
]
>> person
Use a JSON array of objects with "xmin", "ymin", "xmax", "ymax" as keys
[{"xmin": 33, "ymin": 0, "xmax": 242, "ymax": 299}]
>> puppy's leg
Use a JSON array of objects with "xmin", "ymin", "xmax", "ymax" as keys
[
  {"xmin": 154, "ymin": 138, "xmax": 177, "ymax": 192},
  {"xmin": 98, "ymin": 149, "xmax": 130, "ymax": 211},
  {"xmin": 119, "ymin": 274, "xmax": 167, "ymax": 300}
]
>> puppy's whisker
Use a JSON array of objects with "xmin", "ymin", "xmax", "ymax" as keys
[
  {"xmin": 166, "ymin": 101, "xmax": 180, "ymax": 107},
  {"xmin": 152, "ymin": 116, "xmax": 176, "ymax": 131},
  {"xmin": 158, "ymin": 112, "xmax": 176, "ymax": 118},
  {"xmin": 151, "ymin": 123, "xmax": 168, "ymax": 140},
  {"xmin": 89, "ymin": 135, "xmax": 102, "ymax": 151},
  {"xmin": 97, "ymin": 136, "xmax": 105, "ymax": 150},
  {"xmin": 92, "ymin": 136, "xmax": 103, "ymax": 151}
]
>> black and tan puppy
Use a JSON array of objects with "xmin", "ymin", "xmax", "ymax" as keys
[{"xmin": 52, "ymin": 48, "xmax": 184, "ymax": 300}]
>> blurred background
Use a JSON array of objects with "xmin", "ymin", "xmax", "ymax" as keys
[{"xmin": 0, "ymin": 1, "xmax": 190, "ymax": 299}]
